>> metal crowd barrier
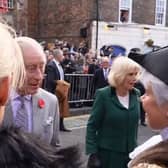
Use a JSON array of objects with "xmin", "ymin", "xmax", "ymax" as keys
[{"xmin": 65, "ymin": 74, "xmax": 95, "ymax": 104}]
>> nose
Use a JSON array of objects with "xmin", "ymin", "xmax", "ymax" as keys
[{"xmin": 34, "ymin": 68, "xmax": 43, "ymax": 81}]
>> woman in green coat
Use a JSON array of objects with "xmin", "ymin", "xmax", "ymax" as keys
[{"xmin": 86, "ymin": 56, "xmax": 141, "ymax": 168}]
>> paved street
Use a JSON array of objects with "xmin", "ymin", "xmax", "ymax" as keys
[{"xmin": 60, "ymin": 114, "xmax": 157, "ymax": 166}]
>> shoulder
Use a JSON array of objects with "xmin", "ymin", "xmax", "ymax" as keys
[
  {"xmin": 47, "ymin": 61, "xmax": 56, "ymax": 68},
  {"xmin": 96, "ymin": 86, "xmax": 111, "ymax": 96},
  {"xmin": 36, "ymin": 88, "xmax": 58, "ymax": 102},
  {"xmin": 95, "ymin": 68, "xmax": 102, "ymax": 73}
]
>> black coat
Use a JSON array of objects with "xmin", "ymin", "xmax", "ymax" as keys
[
  {"xmin": 94, "ymin": 68, "xmax": 109, "ymax": 90},
  {"xmin": 45, "ymin": 60, "xmax": 61, "ymax": 94}
]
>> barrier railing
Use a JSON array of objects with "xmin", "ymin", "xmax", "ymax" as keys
[{"xmin": 65, "ymin": 74, "xmax": 95, "ymax": 103}]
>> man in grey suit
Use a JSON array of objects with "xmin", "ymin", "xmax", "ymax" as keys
[{"xmin": 2, "ymin": 37, "xmax": 60, "ymax": 146}]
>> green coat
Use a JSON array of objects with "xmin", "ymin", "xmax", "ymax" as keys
[{"xmin": 86, "ymin": 86, "xmax": 140, "ymax": 167}]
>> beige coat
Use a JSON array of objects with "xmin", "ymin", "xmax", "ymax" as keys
[{"xmin": 55, "ymin": 80, "xmax": 70, "ymax": 117}]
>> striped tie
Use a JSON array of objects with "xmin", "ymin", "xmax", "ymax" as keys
[{"xmin": 15, "ymin": 96, "xmax": 28, "ymax": 131}]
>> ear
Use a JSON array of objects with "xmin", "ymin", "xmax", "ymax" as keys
[{"xmin": 0, "ymin": 76, "xmax": 10, "ymax": 106}]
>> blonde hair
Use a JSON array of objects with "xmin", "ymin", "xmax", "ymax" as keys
[
  {"xmin": 0, "ymin": 22, "xmax": 25, "ymax": 88},
  {"xmin": 108, "ymin": 56, "xmax": 141, "ymax": 87}
]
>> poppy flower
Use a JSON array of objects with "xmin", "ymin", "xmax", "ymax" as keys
[{"xmin": 38, "ymin": 99, "xmax": 45, "ymax": 108}]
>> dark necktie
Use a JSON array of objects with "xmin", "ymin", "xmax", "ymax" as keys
[{"xmin": 15, "ymin": 96, "xmax": 28, "ymax": 131}]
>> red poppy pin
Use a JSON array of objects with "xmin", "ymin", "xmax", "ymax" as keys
[{"xmin": 38, "ymin": 99, "xmax": 45, "ymax": 108}]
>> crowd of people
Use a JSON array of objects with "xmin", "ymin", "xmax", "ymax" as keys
[{"xmin": 1, "ymin": 20, "xmax": 168, "ymax": 168}]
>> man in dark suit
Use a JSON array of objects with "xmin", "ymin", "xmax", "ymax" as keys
[
  {"xmin": 94, "ymin": 56, "xmax": 110, "ymax": 90},
  {"xmin": 45, "ymin": 49, "xmax": 71, "ymax": 132}
]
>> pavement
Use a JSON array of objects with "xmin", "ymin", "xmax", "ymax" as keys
[{"xmin": 60, "ymin": 114, "xmax": 158, "ymax": 167}]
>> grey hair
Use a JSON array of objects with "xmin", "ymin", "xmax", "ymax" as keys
[
  {"xmin": 16, "ymin": 36, "xmax": 47, "ymax": 63},
  {"xmin": 53, "ymin": 49, "xmax": 63, "ymax": 58}
]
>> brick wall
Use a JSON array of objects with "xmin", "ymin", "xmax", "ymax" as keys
[
  {"xmin": 35, "ymin": 0, "xmax": 93, "ymax": 45},
  {"xmin": 98, "ymin": 0, "xmax": 118, "ymax": 22},
  {"xmin": 28, "ymin": 0, "xmax": 39, "ymax": 38},
  {"xmin": 26, "ymin": 0, "xmax": 168, "ymax": 46},
  {"xmin": 132, "ymin": 0, "xmax": 155, "ymax": 25}
]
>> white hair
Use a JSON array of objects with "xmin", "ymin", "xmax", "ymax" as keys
[
  {"xmin": 140, "ymin": 68, "xmax": 168, "ymax": 106},
  {"xmin": 0, "ymin": 23, "xmax": 25, "ymax": 88},
  {"xmin": 16, "ymin": 36, "xmax": 46, "ymax": 63}
]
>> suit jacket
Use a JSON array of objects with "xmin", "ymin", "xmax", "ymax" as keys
[
  {"xmin": 3, "ymin": 88, "xmax": 60, "ymax": 146},
  {"xmin": 94, "ymin": 68, "xmax": 109, "ymax": 90},
  {"xmin": 86, "ymin": 86, "xmax": 140, "ymax": 155},
  {"xmin": 45, "ymin": 60, "xmax": 61, "ymax": 94}
]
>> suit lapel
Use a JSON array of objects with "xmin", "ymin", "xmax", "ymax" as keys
[
  {"xmin": 52, "ymin": 61, "xmax": 61, "ymax": 80},
  {"xmin": 32, "ymin": 91, "xmax": 45, "ymax": 134}
]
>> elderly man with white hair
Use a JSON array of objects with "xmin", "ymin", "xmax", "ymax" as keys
[{"xmin": 2, "ymin": 37, "xmax": 60, "ymax": 146}]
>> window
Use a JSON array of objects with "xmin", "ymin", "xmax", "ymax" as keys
[
  {"xmin": 8, "ymin": 0, "xmax": 13, "ymax": 9},
  {"xmin": 155, "ymin": 0, "xmax": 167, "ymax": 25},
  {"xmin": 0, "ymin": 0, "xmax": 8, "ymax": 8},
  {"xmin": 0, "ymin": 0, "xmax": 13, "ymax": 9},
  {"xmin": 119, "ymin": 0, "xmax": 132, "ymax": 23}
]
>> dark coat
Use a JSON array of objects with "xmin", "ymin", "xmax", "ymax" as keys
[
  {"xmin": 88, "ymin": 64, "xmax": 99, "ymax": 74},
  {"xmin": 94, "ymin": 68, "xmax": 109, "ymax": 90},
  {"xmin": 45, "ymin": 60, "xmax": 61, "ymax": 94},
  {"xmin": 86, "ymin": 86, "xmax": 140, "ymax": 167}
]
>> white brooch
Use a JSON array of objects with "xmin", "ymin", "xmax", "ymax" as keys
[{"xmin": 46, "ymin": 116, "xmax": 53, "ymax": 125}]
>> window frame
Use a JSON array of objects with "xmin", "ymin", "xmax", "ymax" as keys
[
  {"xmin": 155, "ymin": 0, "xmax": 167, "ymax": 26},
  {"xmin": 119, "ymin": 0, "xmax": 133, "ymax": 23}
]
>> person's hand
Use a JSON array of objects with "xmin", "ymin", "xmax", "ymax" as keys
[{"xmin": 87, "ymin": 153, "xmax": 102, "ymax": 168}]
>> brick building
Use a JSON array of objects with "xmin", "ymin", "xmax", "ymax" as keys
[{"xmin": 1, "ymin": 0, "xmax": 168, "ymax": 48}]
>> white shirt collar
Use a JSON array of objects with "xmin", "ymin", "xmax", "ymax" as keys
[
  {"xmin": 160, "ymin": 127, "xmax": 168, "ymax": 140},
  {"xmin": 53, "ymin": 59, "xmax": 60, "ymax": 67}
]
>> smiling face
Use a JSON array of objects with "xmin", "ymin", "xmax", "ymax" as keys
[
  {"xmin": 19, "ymin": 43, "xmax": 46, "ymax": 95},
  {"xmin": 141, "ymin": 84, "xmax": 168, "ymax": 129}
]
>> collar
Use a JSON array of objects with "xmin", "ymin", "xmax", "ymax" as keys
[
  {"xmin": 11, "ymin": 90, "xmax": 32, "ymax": 101},
  {"xmin": 160, "ymin": 127, "xmax": 168, "ymax": 140},
  {"xmin": 110, "ymin": 86, "xmax": 137, "ymax": 96},
  {"xmin": 53, "ymin": 59, "xmax": 60, "ymax": 66}
]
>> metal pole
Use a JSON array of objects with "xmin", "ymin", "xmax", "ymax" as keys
[{"xmin": 95, "ymin": 0, "xmax": 99, "ymax": 58}]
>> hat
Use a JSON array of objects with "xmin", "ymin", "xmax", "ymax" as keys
[{"xmin": 129, "ymin": 46, "xmax": 168, "ymax": 85}]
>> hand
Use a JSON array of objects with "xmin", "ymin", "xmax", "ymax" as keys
[{"xmin": 87, "ymin": 153, "xmax": 102, "ymax": 168}]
